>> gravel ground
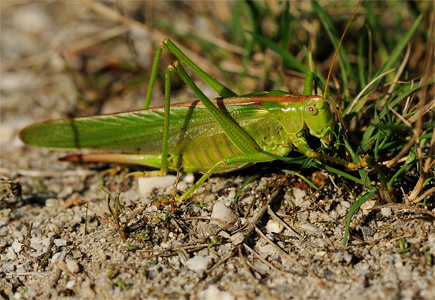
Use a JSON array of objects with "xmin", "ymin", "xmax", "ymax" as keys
[{"xmin": 1, "ymin": 2, "xmax": 434, "ymax": 299}]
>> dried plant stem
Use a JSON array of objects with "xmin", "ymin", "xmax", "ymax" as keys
[
  {"xmin": 254, "ymin": 226, "xmax": 325, "ymax": 286},
  {"xmin": 386, "ymin": 136, "xmax": 416, "ymax": 169}
]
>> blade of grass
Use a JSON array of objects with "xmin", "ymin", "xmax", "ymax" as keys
[
  {"xmin": 372, "ymin": 13, "xmax": 423, "ymax": 85},
  {"xmin": 387, "ymin": 147, "xmax": 416, "ymax": 190},
  {"xmin": 343, "ymin": 137, "xmax": 373, "ymax": 189},
  {"xmin": 357, "ymin": 35, "xmax": 367, "ymax": 89},
  {"xmin": 246, "ymin": 31, "xmax": 308, "ymax": 74},
  {"xmin": 343, "ymin": 189, "xmax": 378, "ymax": 246},
  {"xmin": 234, "ymin": 174, "xmax": 260, "ymax": 202},
  {"xmin": 282, "ymin": 169, "xmax": 319, "ymax": 191}
]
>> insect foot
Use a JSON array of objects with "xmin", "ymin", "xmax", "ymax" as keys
[
  {"xmin": 346, "ymin": 162, "xmax": 358, "ymax": 170},
  {"xmin": 355, "ymin": 155, "xmax": 368, "ymax": 169}
]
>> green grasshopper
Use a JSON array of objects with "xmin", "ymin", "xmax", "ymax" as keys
[{"xmin": 20, "ymin": 20, "xmax": 359, "ymax": 201}]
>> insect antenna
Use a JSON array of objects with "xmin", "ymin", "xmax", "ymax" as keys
[
  {"xmin": 323, "ymin": 0, "xmax": 363, "ymax": 139},
  {"xmin": 324, "ymin": 0, "xmax": 363, "ymax": 96}
]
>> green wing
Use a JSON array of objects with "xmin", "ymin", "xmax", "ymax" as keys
[{"xmin": 19, "ymin": 99, "xmax": 268, "ymax": 155}]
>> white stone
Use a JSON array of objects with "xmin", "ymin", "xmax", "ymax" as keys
[
  {"xmin": 195, "ymin": 191, "xmax": 216, "ymax": 203},
  {"xmin": 176, "ymin": 181, "xmax": 189, "ymax": 192},
  {"xmin": 230, "ymin": 232, "xmax": 245, "ymax": 245},
  {"xmin": 138, "ymin": 175, "xmax": 176, "ymax": 196},
  {"xmin": 210, "ymin": 201, "xmax": 238, "ymax": 227},
  {"xmin": 253, "ymin": 261, "xmax": 270, "ymax": 273},
  {"xmin": 198, "ymin": 285, "xmax": 235, "ymax": 300},
  {"xmin": 381, "ymin": 207, "xmax": 392, "ymax": 217},
  {"xmin": 30, "ymin": 237, "xmax": 44, "ymax": 251},
  {"xmin": 66, "ymin": 280, "xmax": 76, "ymax": 289},
  {"xmin": 227, "ymin": 189, "xmax": 236, "ymax": 200},
  {"xmin": 54, "ymin": 239, "xmax": 67, "ymax": 247},
  {"xmin": 259, "ymin": 244, "xmax": 279, "ymax": 258},
  {"xmin": 266, "ymin": 219, "xmax": 284, "ymax": 233},
  {"xmin": 341, "ymin": 201, "xmax": 351, "ymax": 208},
  {"xmin": 51, "ymin": 252, "xmax": 62, "ymax": 264},
  {"xmin": 73, "ymin": 214, "xmax": 82, "ymax": 223},
  {"xmin": 218, "ymin": 231, "xmax": 230, "ymax": 239},
  {"xmin": 12, "ymin": 4, "xmax": 52, "ymax": 33},
  {"xmin": 316, "ymin": 251, "xmax": 327, "ymax": 257},
  {"xmin": 182, "ymin": 174, "xmax": 195, "ymax": 184},
  {"xmin": 11, "ymin": 240, "xmax": 22, "ymax": 253},
  {"xmin": 301, "ymin": 223, "xmax": 319, "ymax": 235},
  {"xmin": 343, "ymin": 251, "xmax": 353, "ymax": 264},
  {"xmin": 185, "ymin": 256, "xmax": 212, "ymax": 274},
  {"xmin": 66, "ymin": 259, "xmax": 80, "ymax": 273},
  {"xmin": 5, "ymin": 247, "xmax": 17, "ymax": 260},
  {"xmin": 292, "ymin": 187, "xmax": 306, "ymax": 203},
  {"xmin": 169, "ymin": 256, "xmax": 180, "ymax": 268},
  {"xmin": 15, "ymin": 264, "xmax": 25, "ymax": 273}
]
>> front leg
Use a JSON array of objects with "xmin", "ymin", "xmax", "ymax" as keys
[{"xmin": 292, "ymin": 135, "xmax": 357, "ymax": 170}]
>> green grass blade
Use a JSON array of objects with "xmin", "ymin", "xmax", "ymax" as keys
[
  {"xmin": 343, "ymin": 137, "xmax": 373, "ymax": 189},
  {"xmin": 234, "ymin": 174, "xmax": 260, "ymax": 202},
  {"xmin": 372, "ymin": 13, "xmax": 423, "ymax": 83},
  {"xmin": 246, "ymin": 31, "xmax": 308, "ymax": 74},
  {"xmin": 357, "ymin": 35, "xmax": 367, "ymax": 89},
  {"xmin": 282, "ymin": 169, "xmax": 319, "ymax": 191},
  {"xmin": 387, "ymin": 147, "xmax": 416, "ymax": 189},
  {"xmin": 343, "ymin": 189, "xmax": 378, "ymax": 246},
  {"xmin": 322, "ymin": 165, "xmax": 369, "ymax": 188}
]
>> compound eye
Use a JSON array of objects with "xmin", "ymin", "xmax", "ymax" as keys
[{"xmin": 306, "ymin": 105, "xmax": 318, "ymax": 115}]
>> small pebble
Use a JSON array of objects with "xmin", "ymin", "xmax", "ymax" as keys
[
  {"xmin": 11, "ymin": 240, "xmax": 22, "ymax": 253},
  {"xmin": 301, "ymin": 223, "xmax": 318, "ymax": 235},
  {"xmin": 195, "ymin": 191, "xmax": 216, "ymax": 203},
  {"xmin": 198, "ymin": 285, "xmax": 235, "ymax": 300},
  {"xmin": 316, "ymin": 251, "xmax": 327, "ymax": 257},
  {"xmin": 218, "ymin": 231, "xmax": 230, "ymax": 239},
  {"xmin": 12, "ymin": 4, "xmax": 52, "ymax": 33},
  {"xmin": 169, "ymin": 256, "xmax": 180, "ymax": 268},
  {"xmin": 259, "ymin": 244, "xmax": 279, "ymax": 258},
  {"xmin": 51, "ymin": 252, "xmax": 63, "ymax": 263},
  {"xmin": 2, "ymin": 261, "xmax": 14, "ymax": 272},
  {"xmin": 182, "ymin": 174, "xmax": 195, "ymax": 183},
  {"xmin": 341, "ymin": 200, "xmax": 351, "ymax": 208},
  {"xmin": 15, "ymin": 264, "xmax": 25, "ymax": 273},
  {"xmin": 230, "ymin": 232, "xmax": 245, "ymax": 245},
  {"xmin": 5, "ymin": 248, "xmax": 17, "ymax": 260},
  {"xmin": 54, "ymin": 239, "xmax": 67, "ymax": 247},
  {"xmin": 292, "ymin": 187, "xmax": 306, "ymax": 203},
  {"xmin": 138, "ymin": 175, "xmax": 176, "ymax": 196},
  {"xmin": 66, "ymin": 259, "xmax": 80, "ymax": 273},
  {"xmin": 227, "ymin": 188, "xmax": 236, "ymax": 200},
  {"xmin": 381, "ymin": 207, "xmax": 392, "ymax": 217},
  {"xmin": 253, "ymin": 261, "xmax": 270, "ymax": 273},
  {"xmin": 66, "ymin": 280, "xmax": 76, "ymax": 289},
  {"xmin": 211, "ymin": 201, "xmax": 238, "ymax": 227},
  {"xmin": 266, "ymin": 219, "xmax": 284, "ymax": 233},
  {"xmin": 343, "ymin": 251, "xmax": 353, "ymax": 264},
  {"xmin": 185, "ymin": 256, "xmax": 212, "ymax": 274},
  {"xmin": 30, "ymin": 237, "xmax": 44, "ymax": 251}
]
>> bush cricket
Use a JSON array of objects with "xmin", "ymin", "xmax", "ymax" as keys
[{"xmin": 19, "ymin": 4, "xmax": 362, "ymax": 202}]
